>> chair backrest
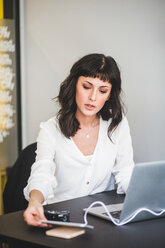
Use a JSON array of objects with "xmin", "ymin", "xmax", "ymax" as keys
[{"xmin": 3, "ymin": 143, "xmax": 37, "ymax": 213}]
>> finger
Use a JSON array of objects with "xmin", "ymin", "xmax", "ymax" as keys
[
  {"xmin": 24, "ymin": 209, "xmax": 42, "ymax": 226},
  {"xmin": 24, "ymin": 205, "xmax": 50, "ymax": 227}
]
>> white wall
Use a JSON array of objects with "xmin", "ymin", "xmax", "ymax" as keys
[{"xmin": 20, "ymin": 0, "xmax": 165, "ymax": 163}]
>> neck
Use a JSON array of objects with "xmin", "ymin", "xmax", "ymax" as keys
[{"xmin": 76, "ymin": 113, "xmax": 99, "ymax": 128}]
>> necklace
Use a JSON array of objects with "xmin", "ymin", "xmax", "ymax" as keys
[
  {"xmin": 84, "ymin": 118, "xmax": 99, "ymax": 139},
  {"xmin": 86, "ymin": 133, "xmax": 90, "ymax": 139}
]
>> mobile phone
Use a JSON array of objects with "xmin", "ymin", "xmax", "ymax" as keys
[{"xmin": 40, "ymin": 219, "xmax": 94, "ymax": 229}]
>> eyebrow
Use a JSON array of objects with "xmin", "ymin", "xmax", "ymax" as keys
[{"xmin": 85, "ymin": 81, "xmax": 110, "ymax": 88}]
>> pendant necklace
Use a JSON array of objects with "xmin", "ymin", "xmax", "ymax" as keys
[
  {"xmin": 86, "ymin": 133, "xmax": 90, "ymax": 139},
  {"xmin": 84, "ymin": 119, "xmax": 99, "ymax": 139}
]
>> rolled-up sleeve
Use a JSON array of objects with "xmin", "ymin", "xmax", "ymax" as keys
[
  {"xmin": 112, "ymin": 117, "xmax": 134, "ymax": 193},
  {"xmin": 23, "ymin": 120, "xmax": 58, "ymax": 203}
]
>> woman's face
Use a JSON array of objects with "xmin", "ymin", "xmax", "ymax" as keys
[{"xmin": 75, "ymin": 76, "xmax": 112, "ymax": 118}]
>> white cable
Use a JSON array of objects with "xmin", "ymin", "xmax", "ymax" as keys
[
  {"xmin": 84, "ymin": 201, "xmax": 165, "ymax": 226},
  {"xmin": 84, "ymin": 201, "xmax": 119, "ymax": 225}
]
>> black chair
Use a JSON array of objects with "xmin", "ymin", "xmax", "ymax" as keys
[{"xmin": 3, "ymin": 143, "xmax": 37, "ymax": 213}]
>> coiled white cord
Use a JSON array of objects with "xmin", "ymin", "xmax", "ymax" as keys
[{"xmin": 83, "ymin": 201, "xmax": 165, "ymax": 226}]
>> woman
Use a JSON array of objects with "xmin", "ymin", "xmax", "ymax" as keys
[{"xmin": 23, "ymin": 53, "xmax": 134, "ymax": 227}]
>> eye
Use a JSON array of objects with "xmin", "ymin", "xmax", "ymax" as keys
[
  {"xmin": 83, "ymin": 84, "xmax": 91, "ymax": 90},
  {"xmin": 100, "ymin": 90, "xmax": 108, "ymax": 94}
]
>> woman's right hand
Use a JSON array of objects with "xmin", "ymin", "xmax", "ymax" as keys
[{"xmin": 23, "ymin": 190, "xmax": 49, "ymax": 227}]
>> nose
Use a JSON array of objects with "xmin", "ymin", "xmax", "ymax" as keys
[{"xmin": 89, "ymin": 89, "xmax": 97, "ymax": 101}]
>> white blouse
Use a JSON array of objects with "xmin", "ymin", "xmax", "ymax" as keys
[{"xmin": 24, "ymin": 116, "xmax": 134, "ymax": 204}]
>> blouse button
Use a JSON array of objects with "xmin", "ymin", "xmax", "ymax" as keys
[{"xmin": 86, "ymin": 181, "xmax": 90, "ymax": 185}]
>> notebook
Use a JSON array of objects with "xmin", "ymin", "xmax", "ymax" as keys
[{"xmin": 85, "ymin": 161, "xmax": 165, "ymax": 225}]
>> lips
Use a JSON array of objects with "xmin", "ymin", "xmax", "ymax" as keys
[{"xmin": 85, "ymin": 104, "xmax": 96, "ymax": 110}]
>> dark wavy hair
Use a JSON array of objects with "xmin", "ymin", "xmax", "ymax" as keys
[{"xmin": 57, "ymin": 53, "xmax": 124, "ymax": 139}]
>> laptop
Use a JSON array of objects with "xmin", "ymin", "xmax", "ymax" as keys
[{"xmin": 85, "ymin": 161, "xmax": 165, "ymax": 225}]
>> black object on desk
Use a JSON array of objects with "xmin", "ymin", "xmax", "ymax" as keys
[
  {"xmin": 0, "ymin": 190, "xmax": 165, "ymax": 248},
  {"xmin": 44, "ymin": 210, "xmax": 70, "ymax": 222}
]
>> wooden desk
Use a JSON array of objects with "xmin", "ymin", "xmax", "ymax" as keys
[{"xmin": 0, "ymin": 190, "xmax": 165, "ymax": 248}]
